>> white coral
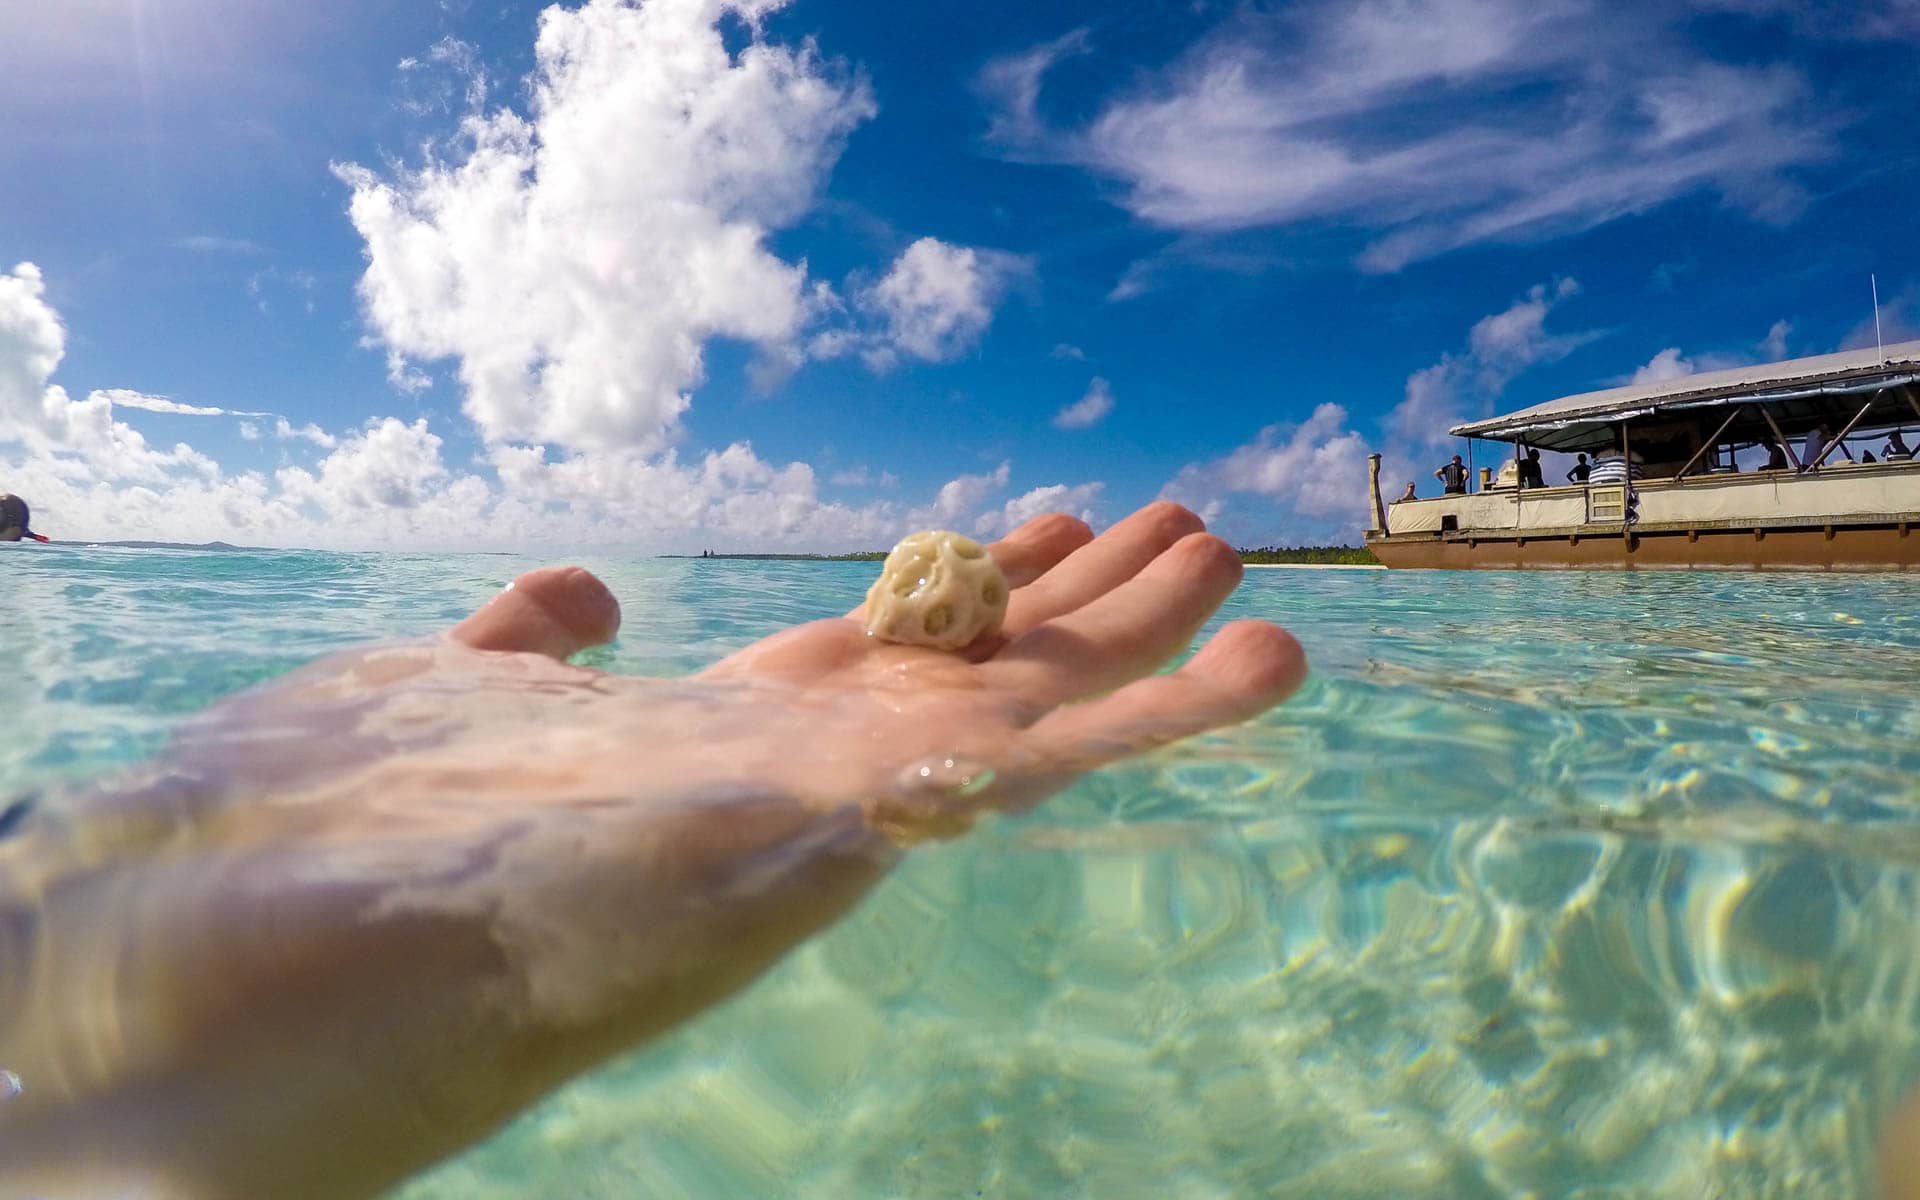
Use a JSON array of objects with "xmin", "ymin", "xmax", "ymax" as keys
[{"xmin": 863, "ymin": 531, "xmax": 1008, "ymax": 650}]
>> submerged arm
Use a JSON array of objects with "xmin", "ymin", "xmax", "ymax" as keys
[{"xmin": 0, "ymin": 504, "xmax": 1306, "ymax": 1200}]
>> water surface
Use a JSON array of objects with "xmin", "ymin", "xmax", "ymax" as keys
[{"xmin": 5, "ymin": 543, "xmax": 1918, "ymax": 1197}]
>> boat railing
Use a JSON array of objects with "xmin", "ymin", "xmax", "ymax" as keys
[{"xmin": 1380, "ymin": 457, "xmax": 1920, "ymax": 536}]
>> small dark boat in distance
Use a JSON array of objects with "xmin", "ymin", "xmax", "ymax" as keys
[{"xmin": 1365, "ymin": 340, "xmax": 1920, "ymax": 570}]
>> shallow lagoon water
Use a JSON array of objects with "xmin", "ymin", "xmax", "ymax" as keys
[{"xmin": 6, "ymin": 543, "xmax": 1920, "ymax": 1197}]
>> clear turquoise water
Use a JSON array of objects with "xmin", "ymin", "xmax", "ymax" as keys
[{"xmin": 6, "ymin": 543, "xmax": 1920, "ymax": 1197}]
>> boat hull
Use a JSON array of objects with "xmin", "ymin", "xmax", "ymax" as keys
[{"xmin": 1366, "ymin": 522, "xmax": 1920, "ymax": 570}]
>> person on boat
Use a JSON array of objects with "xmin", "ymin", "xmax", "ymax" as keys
[
  {"xmin": 1886, "ymin": 430, "xmax": 1912, "ymax": 460},
  {"xmin": 1517, "ymin": 448, "xmax": 1544, "ymax": 489},
  {"xmin": 0, "ymin": 493, "xmax": 47, "ymax": 542},
  {"xmin": 1763, "ymin": 441, "xmax": 1790, "ymax": 470},
  {"xmin": 0, "ymin": 502, "xmax": 1309, "ymax": 1200},
  {"xmin": 1586, "ymin": 441, "xmax": 1643, "ymax": 485},
  {"xmin": 1396, "ymin": 481, "xmax": 1417, "ymax": 502},
  {"xmin": 1803, "ymin": 423, "xmax": 1852, "ymax": 469},
  {"xmin": 1434, "ymin": 454, "xmax": 1468, "ymax": 494},
  {"xmin": 1567, "ymin": 453, "xmax": 1591, "ymax": 483}
]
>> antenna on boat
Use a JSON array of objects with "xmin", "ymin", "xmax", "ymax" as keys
[{"xmin": 1873, "ymin": 273, "xmax": 1885, "ymax": 363}]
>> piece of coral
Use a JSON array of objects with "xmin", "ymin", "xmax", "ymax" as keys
[{"xmin": 863, "ymin": 531, "xmax": 1008, "ymax": 650}]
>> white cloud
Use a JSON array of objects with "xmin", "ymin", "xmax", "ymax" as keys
[
  {"xmin": 247, "ymin": 268, "xmax": 317, "ymax": 316},
  {"xmin": 0, "ymin": 262, "xmax": 63, "ymax": 420},
  {"xmin": 1053, "ymin": 376, "xmax": 1115, "ymax": 430},
  {"xmin": 1761, "ymin": 319, "xmax": 1791, "ymax": 361},
  {"xmin": 981, "ymin": 1, "xmax": 1841, "ymax": 271},
  {"xmin": 278, "ymin": 418, "xmax": 450, "ymax": 511},
  {"xmin": 909, "ymin": 460, "xmax": 1012, "ymax": 528},
  {"xmin": 1619, "ymin": 318, "xmax": 1803, "ymax": 386},
  {"xmin": 975, "ymin": 27, "xmax": 1092, "ymax": 146},
  {"xmin": 854, "ymin": 238, "xmax": 1024, "ymax": 370},
  {"xmin": 1155, "ymin": 276, "xmax": 1597, "ymax": 541},
  {"xmin": 1158, "ymin": 402, "xmax": 1371, "ymax": 529},
  {"xmin": 2, "ymin": 261, "xmax": 1097, "ymax": 552},
  {"xmin": 173, "ymin": 235, "xmax": 266, "ymax": 255},
  {"xmin": 93, "ymin": 389, "xmax": 272, "ymax": 418},
  {"xmin": 1630, "ymin": 346, "xmax": 1695, "ymax": 384},
  {"xmin": 829, "ymin": 464, "xmax": 898, "ymax": 488},
  {"xmin": 0, "ymin": 263, "xmax": 225, "ymax": 486},
  {"xmin": 339, "ymin": 0, "xmax": 876, "ymax": 454},
  {"xmin": 1050, "ymin": 342, "xmax": 1087, "ymax": 361},
  {"xmin": 976, "ymin": 480, "xmax": 1104, "ymax": 537},
  {"xmin": 397, "ymin": 36, "xmax": 491, "ymax": 117},
  {"xmin": 273, "ymin": 417, "xmax": 337, "ymax": 448},
  {"xmin": 1386, "ymin": 279, "xmax": 1593, "ymax": 448}
]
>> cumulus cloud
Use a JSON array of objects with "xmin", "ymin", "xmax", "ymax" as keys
[
  {"xmin": 1159, "ymin": 403, "xmax": 1371, "ymax": 528},
  {"xmin": 976, "ymin": 480, "xmax": 1104, "ymax": 537},
  {"xmin": 980, "ymin": 0, "xmax": 1844, "ymax": 272},
  {"xmin": 1157, "ymin": 278, "xmax": 1601, "ymax": 540},
  {"xmin": 0, "ymin": 263, "xmax": 225, "ymax": 486},
  {"xmin": 1629, "ymin": 347, "xmax": 1695, "ymax": 384},
  {"xmin": 1620, "ymin": 317, "xmax": 1802, "ymax": 386},
  {"xmin": 1053, "ymin": 377, "xmax": 1115, "ymax": 430},
  {"xmin": 339, "ymin": 0, "xmax": 877, "ymax": 454},
  {"xmin": 909, "ymin": 460, "xmax": 1012, "ymax": 528},
  {"xmin": 852, "ymin": 238, "xmax": 1026, "ymax": 371},
  {"xmin": 1386, "ymin": 279, "xmax": 1594, "ymax": 448},
  {"xmin": 274, "ymin": 417, "xmax": 338, "ymax": 448},
  {"xmin": 278, "ymin": 418, "xmax": 450, "ymax": 511},
  {"xmin": 2, "ymin": 260, "xmax": 1089, "ymax": 551}
]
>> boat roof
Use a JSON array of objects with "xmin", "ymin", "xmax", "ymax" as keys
[{"xmin": 1451, "ymin": 339, "xmax": 1920, "ymax": 453}]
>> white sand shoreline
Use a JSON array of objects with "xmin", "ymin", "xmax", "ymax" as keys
[{"xmin": 1243, "ymin": 562, "xmax": 1386, "ymax": 570}]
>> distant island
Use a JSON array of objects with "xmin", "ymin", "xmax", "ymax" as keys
[
  {"xmin": 662, "ymin": 551, "xmax": 886, "ymax": 561},
  {"xmin": 669, "ymin": 545, "xmax": 1380, "ymax": 565},
  {"xmin": 1238, "ymin": 544, "xmax": 1380, "ymax": 566},
  {"xmin": 70, "ymin": 540, "xmax": 265, "ymax": 552}
]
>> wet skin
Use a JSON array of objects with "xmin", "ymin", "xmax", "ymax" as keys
[{"xmin": 0, "ymin": 503, "xmax": 1308, "ymax": 1199}]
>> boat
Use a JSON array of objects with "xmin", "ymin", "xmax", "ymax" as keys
[{"xmin": 1363, "ymin": 340, "xmax": 1920, "ymax": 570}]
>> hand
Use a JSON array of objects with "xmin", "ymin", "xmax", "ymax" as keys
[{"xmin": 0, "ymin": 502, "xmax": 1305, "ymax": 1200}]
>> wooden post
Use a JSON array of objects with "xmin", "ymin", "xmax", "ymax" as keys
[
  {"xmin": 1675, "ymin": 405, "xmax": 1744, "ymax": 480},
  {"xmin": 1808, "ymin": 392, "xmax": 1881, "ymax": 469},
  {"xmin": 1760, "ymin": 405, "xmax": 1801, "ymax": 470},
  {"xmin": 1368, "ymin": 453, "xmax": 1387, "ymax": 534}
]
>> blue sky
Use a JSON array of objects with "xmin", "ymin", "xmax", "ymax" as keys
[{"xmin": 2, "ymin": 0, "xmax": 1916, "ymax": 551}]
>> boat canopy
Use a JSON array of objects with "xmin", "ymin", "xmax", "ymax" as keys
[{"xmin": 1449, "ymin": 340, "xmax": 1920, "ymax": 454}]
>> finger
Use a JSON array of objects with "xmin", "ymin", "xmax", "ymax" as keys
[
  {"xmin": 841, "ymin": 512, "xmax": 1093, "ymax": 620},
  {"xmin": 1015, "ymin": 620, "xmax": 1307, "ymax": 776},
  {"xmin": 450, "ymin": 566, "xmax": 622, "ymax": 659},
  {"xmin": 884, "ymin": 622, "xmax": 1307, "ymax": 833},
  {"xmin": 983, "ymin": 532, "xmax": 1244, "ymax": 707},
  {"xmin": 1002, "ymin": 501, "xmax": 1205, "ymax": 634}
]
